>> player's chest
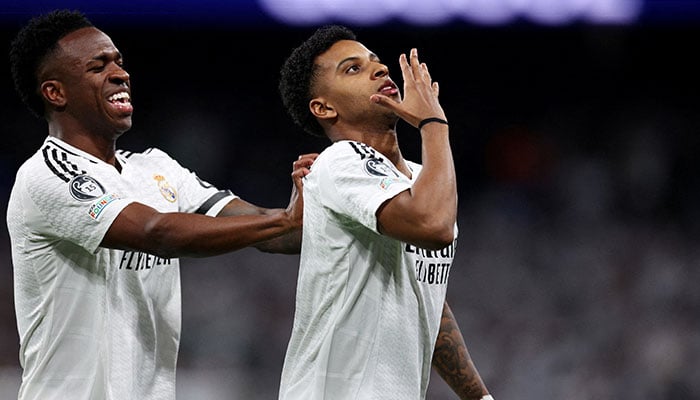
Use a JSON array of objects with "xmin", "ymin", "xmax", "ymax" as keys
[{"xmin": 116, "ymin": 166, "xmax": 181, "ymax": 212}]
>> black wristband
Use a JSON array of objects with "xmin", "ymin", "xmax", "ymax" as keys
[{"xmin": 418, "ymin": 117, "xmax": 448, "ymax": 130}]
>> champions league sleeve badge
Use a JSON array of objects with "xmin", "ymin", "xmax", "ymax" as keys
[
  {"xmin": 364, "ymin": 157, "xmax": 401, "ymax": 190},
  {"xmin": 154, "ymin": 174, "xmax": 177, "ymax": 202},
  {"xmin": 69, "ymin": 174, "xmax": 106, "ymax": 201},
  {"xmin": 68, "ymin": 175, "xmax": 120, "ymax": 220},
  {"xmin": 363, "ymin": 158, "xmax": 400, "ymax": 178}
]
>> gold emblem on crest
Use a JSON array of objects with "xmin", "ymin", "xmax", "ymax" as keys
[{"xmin": 153, "ymin": 174, "xmax": 177, "ymax": 202}]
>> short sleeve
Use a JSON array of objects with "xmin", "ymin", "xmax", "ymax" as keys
[
  {"xmin": 19, "ymin": 162, "xmax": 132, "ymax": 255},
  {"xmin": 314, "ymin": 141, "xmax": 413, "ymax": 233}
]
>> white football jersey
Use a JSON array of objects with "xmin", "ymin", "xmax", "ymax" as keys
[
  {"xmin": 279, "ymin": 140, "xmax": 457, "ymax": 400},
  {"xmin": 6, "ymin": 137, "xmax": 236, "ymax": 400}
]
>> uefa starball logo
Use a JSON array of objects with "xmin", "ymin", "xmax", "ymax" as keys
[
  {"xmin": 69, "ymin": 174, "xmax": 106, "ymax": 201},
  {"xmin": 363, "ymin": 158, "xmax": 399, "ymax": 178}
]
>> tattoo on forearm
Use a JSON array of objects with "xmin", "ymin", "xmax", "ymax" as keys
[{"xmin": 433, "ymin": 304, "xmax": 488, "ymax": 400}]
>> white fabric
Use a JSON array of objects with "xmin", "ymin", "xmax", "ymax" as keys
[
  {"xmin": 279, "ymin": 140, "xmax": 457, "ymax": 400},
  {"xmin": 7, "ymin": 137, "xmax": 236, "ymax": 400}
]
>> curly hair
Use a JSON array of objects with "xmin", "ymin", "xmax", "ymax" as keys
[
  {"xmin": 279, "ymin": 25, "xmax": 356, "ymax": 138},
  {"xmin": 9, "ymin": 9, "xmax": 94, "ymax": 118}
]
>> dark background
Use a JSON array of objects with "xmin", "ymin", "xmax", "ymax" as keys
[{"xmin": 1, "ymin": 2, "xmax": 699, "ymax": 399}]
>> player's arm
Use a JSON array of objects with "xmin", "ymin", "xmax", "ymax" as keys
[
  {"xmin": 432, "ymin": 301, "xmax": 492, "ymax": 400},
  {"xmin": 101, "ymin": 153, "xmax": 315, "ymax": 257},
  {"xmin": 101, "ymin": 201, "xmax": 295, "ymax": 258},
  {"xmin": 371, "ymin": 49, "xmax": 457, "ymax": 250},
  {"xmin": 375, "ymin": 120, "xmax": 456, "ymax": 250},
  {"xmin": 215, "ymin": 198, "xmax": 302, "ymax": 254}
]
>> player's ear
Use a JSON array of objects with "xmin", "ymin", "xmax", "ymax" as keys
[
  {"xmin": 309, "ymin": 97, "xmax": 337, "ymax": 121},
  {"xmin": 40, "ymin": 80, "xmax": 67, "ymax": 109}
]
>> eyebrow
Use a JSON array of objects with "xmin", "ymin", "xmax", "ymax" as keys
[
  {"xmin": 336, "ymin": 52, "xmax": 380, "ymax": 72},
  {"xmin": 90, "ymin": 50, "xmax": 123, "ymax": 63}
]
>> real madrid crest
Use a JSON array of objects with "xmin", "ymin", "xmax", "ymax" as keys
[{"xmin": 153, "ymin": 174, "xmax": 177, "ymax": 202}]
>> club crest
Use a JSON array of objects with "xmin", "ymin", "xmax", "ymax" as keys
[
  {"xmin": 69, "ymin": 174, "xmax": 106, "ymax": 201},
  {"xmin": 154, "ymin": 174, "xmax": 177, "ymax": 202}
]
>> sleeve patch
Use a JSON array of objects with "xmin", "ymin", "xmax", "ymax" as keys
[
  {"xmin": 88, "ymin": 193, "xmax": 121, "ymax": 220},
  {"xmin": 69, "ymin": 175, "xmax": 106, "ymax": 201},
  {"xmin": 364, "ymin": 158, "xmax": 400, "ymax": 178}
]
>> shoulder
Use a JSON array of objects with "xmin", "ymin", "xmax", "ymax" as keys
[
  {"xmin": 324, "ymin": 140, "xmax": 381, "ymax": 160},
  {"xmin": 11, "ymin": 145, "xmax": 85, "ymax": 206},
  {"xmin": 117, "ymin": 147, "xmax": 172, "ymax": 161},
  {"xmin": 312, "ymin": 141, "xmax": 405, "ymax": 185},
  {"xmin": 315, "ymin": 140, "xmax": 382, "ymax": 167},
  {"xmin": 117, "ymin": 147, "xmax": 184, "ymax": 171},
  {"xmin": 24, "ymin": 138, "xmax": 98, "ymax": 184}
]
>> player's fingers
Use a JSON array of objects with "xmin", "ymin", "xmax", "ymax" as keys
[
  {"xmin": 398, "ymin": 52, "xmax": 414, "ymax": 83},
  {"xmin": 292, "ymin": 166, "xmax": 312, "ymax": 179},
  {"xmin": 291, "ymin": 168, "xmax": 306, "ymax": 179},
  {"xmin": 291, "ymin": 169, "xmax": 307, "ymax": 191},
  {"xmin": 293, "ymin": 159, "xmax": 314, "ymax": 170},
  {"xmin": 369, "ymin": 93, "xmax": 400, "ymax": 113},
  {"xmin": 422, "ymin": 62, "xmax": 433, "ymax": 84},
  {"xmin": 297, "ymin": 152, "xmax": 319, "ymax": 160},
  {"xmin": 293, "ymin": 153, "xmax": 317, "ymax": 170},
  {"xmin": 409, "ymin": 48, "xmax": 423, "ymax": 83}
]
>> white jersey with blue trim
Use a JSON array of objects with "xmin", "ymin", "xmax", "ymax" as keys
[
  {"xmin": 6, "ymin": 136, "xmax": 236, "ymax": 400},
  {"xmin": 279, "ymin": 140, "xmax": 457, "ymax": 400}
]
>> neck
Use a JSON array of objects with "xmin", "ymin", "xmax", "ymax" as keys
[{"xmin": 48, "ymin": 123, "xmax": 119, "ymax": 167}]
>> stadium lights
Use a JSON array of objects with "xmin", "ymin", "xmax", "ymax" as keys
[{"xmin": 257, "ymin": 0, "xmax": 643, "ymax": 26}]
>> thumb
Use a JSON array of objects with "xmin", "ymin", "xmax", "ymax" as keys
[{"xmin": 369, "ymin": 93, "xmax": 399, "ymax": 112}]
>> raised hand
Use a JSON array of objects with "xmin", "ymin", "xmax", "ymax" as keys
[{"xmin": 370, "ymin": 48, "xmax": 446, "ymax": 129}]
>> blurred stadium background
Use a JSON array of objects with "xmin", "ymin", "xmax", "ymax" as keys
[{"xmin": 1, "ymin": 1, "xmax": 699, "ymax": 398}]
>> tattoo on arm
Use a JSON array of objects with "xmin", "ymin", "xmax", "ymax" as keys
[{"xmin": 432, "ymin": 301, "xmax": 489, "ymax": 400}]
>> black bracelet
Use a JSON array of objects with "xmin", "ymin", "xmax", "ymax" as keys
[{"xmin": 418, "ymin": 117, "xmax": 448, "ymax": 130}]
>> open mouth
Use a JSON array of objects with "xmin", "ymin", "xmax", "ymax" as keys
[
  {"xmin": 379, "ymin": 82, "xmax": 398, "ymax": 96},
  {"xmin": 107, "ymin": 91, "xmax": 133, "ymax": 113},
  {"xmin": 108, "ymin": 91, "xmax": 130, "ymax": 104}
]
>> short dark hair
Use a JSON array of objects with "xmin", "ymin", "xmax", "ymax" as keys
[
  {"xmin": 279, "ymin": 25, "xmax": 356, "ymax": 137},
  {"xmin": 9, "ymin": 9, "xmax": 94, "ymax": 118}
]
